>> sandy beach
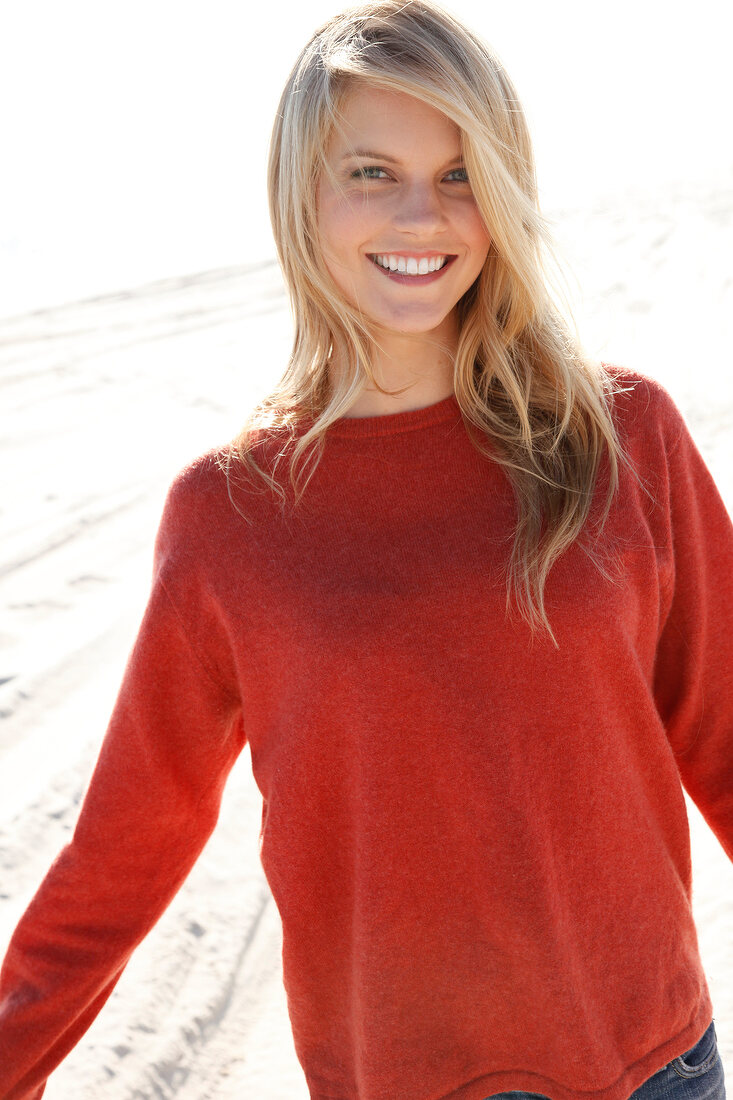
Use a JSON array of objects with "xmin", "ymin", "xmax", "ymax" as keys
[{"xmin": 1, "ymin": 173, "xmax": 732, "ymax": 1097}]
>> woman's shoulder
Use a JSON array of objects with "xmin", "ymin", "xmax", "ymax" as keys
[
  {"xmin": 156, "ymin": 424, "xmax": 295, "ymax": 555},
  {"xmin": 160, "ymin": 446, "xmax": 233, "ymax": 528},
  {"xmin": 162, "ymin": 425, "xmax": 284, "ymax": 510},
  {"xmin": 600, "ymin": 362, "xmax": 688, "ymax": 452},
  {"xmin": 156, "ymin": 439, "xmax": 263, "ymax": 558}
]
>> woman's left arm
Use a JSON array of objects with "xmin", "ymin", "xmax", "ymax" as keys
[{"xmin": 652, "ymin": 399, "xmax": 733, "ymax": 862}]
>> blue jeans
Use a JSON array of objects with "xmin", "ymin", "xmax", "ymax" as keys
[{"xmin": 483, "ymin": 1020, "xmax": 726, "ymax": 1100}]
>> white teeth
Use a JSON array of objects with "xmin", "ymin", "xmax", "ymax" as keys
[{"xmin": 371, "ymin": 254, "xmax": 449, "ymax": 274}]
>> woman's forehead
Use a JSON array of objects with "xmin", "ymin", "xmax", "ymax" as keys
[{"xmin": 326, "ymin": 84, "xmax": 462, "ymax": 157}]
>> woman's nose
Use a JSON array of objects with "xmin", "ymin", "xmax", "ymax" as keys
[{"xmin": 391, "ymin": 182, "xmax": 447, "ymax": 234}]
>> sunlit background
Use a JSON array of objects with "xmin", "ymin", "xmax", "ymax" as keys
[{"xmin": 2, "ymin": 0, "xmax": 732, "ymax": 317}]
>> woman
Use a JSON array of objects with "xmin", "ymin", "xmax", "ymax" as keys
[{"xmin": 0, "ymin": 2, "xmax": 731, "ymax": 1098}]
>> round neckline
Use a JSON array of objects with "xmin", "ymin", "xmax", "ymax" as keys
[{"xmin": 327, "ymin": 393, "xmax": 461, "ymax": 438}]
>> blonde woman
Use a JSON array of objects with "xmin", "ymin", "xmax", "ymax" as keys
[{"xmin": 1, "ymin": 2, "xmax": 731, "ymax": 1099}]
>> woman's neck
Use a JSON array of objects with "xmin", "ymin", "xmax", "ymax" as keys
[{"xmin": 335, "ymin": 318, "xmax": 458, "ymax": 419}]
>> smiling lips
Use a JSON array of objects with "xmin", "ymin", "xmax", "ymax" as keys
[{"xmin": 368, "ymin": 252, "xmax": 457, "ymax": 281}]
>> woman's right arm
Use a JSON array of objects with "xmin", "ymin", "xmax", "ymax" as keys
[{"xmin": 0, "ymin": 470, "xmax": 246, "ymax": 1100}]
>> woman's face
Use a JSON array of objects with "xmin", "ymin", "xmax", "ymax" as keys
[{"xmin": 316, "ymin": 84, "xmax": 491, "ymax": 341}]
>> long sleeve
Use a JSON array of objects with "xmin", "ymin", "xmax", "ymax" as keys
[
  {"xmin": 0, "ymin": 475, "xmax": 246, "ymax": 1100},
  {"xmin": 651, "ymin": 399, "xmax": 733, "ymax": 861}
]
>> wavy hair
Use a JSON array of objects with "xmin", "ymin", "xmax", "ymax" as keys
[{"xmin": 226, "ymin": 0, "xmax": 625, "ymax": 637}]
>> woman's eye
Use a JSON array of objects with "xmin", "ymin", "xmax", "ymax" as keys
[
  {"xmin": 352, "ymin": 166, "xmax": 390, "ymax": 180},
  {"xmin": 445, "ymin": 168, "xmax": 470, "ymax": 183}
]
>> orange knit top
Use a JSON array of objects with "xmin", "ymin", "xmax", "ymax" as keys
[{"xmin": 1, "ymin": 367, "xmax": 731, "ymax": 1100}]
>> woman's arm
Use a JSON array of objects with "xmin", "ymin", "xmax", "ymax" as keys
[
  {"xmin": 651, "ymin": 392, "xmax": 733, "ymax": 862},
  {"xmin": 0, "ymin": 474, "xmax": 245, "ymax": 1100}
]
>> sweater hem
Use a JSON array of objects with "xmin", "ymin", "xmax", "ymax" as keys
[{"xmin": 305, "ymin": 997, "xmax": 714, "ymax": 1100}]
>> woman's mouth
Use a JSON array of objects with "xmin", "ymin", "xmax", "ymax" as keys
[{"xmin": 367, "ymin": 253, "xmax": 457, "ymax": 283}]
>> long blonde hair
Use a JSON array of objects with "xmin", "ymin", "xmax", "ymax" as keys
[{"xmin": 227, "ymin": 0, "xmax": 625, "ymax": 635}]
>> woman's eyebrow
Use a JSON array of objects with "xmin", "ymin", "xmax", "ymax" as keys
[
  {"xmin": 340, "ymin": 149, "xmax": 464, "ymax": 166},
  {"xmin": 340, "ymin": 149, "xmax": 400, "ymax": 163}
]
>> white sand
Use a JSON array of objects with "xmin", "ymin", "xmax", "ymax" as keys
[{"xmin": 1, "ymin": 176, "xmax": 732, "ymax": 1097}]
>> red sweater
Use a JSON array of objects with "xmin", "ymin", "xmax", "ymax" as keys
[{"xmin": 0, "ymin": 367, "xmax": 731, "ymax": 1100}]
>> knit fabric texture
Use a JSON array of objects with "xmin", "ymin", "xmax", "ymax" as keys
[{"xmin": 0, "ymin": 367, "xmax": 731, "ymax": 1100}]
